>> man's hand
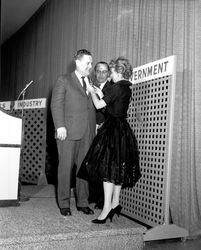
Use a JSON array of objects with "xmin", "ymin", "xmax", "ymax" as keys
[
  {"xmin": 57, "ymin": 127, "xmax": 67, "ymax": 141},
  {"xmin": 96, "ymin": 123, "xmax": 103, "ymax": 134}
]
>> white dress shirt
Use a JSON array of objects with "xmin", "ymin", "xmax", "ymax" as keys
[
  {"xmin": 99, "ymin": 81, "xmax": 107, "ymax": 90},
  {"xmin": 75, "ymin": 70, "xmax": 90, "ymax": 95}
]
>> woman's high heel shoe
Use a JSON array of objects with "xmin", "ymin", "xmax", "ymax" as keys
[
  {"xmin": 113, "ymin": 205, "xmax": 122, "ymax": 217},
  {"xmin": 92, "ymin": 209, "xmax": 114, "ymax": 224}
]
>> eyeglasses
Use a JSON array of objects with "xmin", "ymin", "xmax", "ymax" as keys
[{"xmin": 96, "ymin": 70, "xmax": 109, "ymax": 74}]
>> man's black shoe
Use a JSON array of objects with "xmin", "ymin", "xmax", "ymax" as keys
[
  {"xmin": 77, "ymin": 206, "xmax": 94, "ymax": 215},
  {"xmin": 60, "ymin": 208, "xmax": 72, "ymax": 216}
]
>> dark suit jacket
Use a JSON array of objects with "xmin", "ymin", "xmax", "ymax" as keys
[
  {"xmin": 51, "ymin": 72, "xmax": 96, "ymax": 140},
  {"xmin": 95, "ymin": 80, "xmax": 113, "ymax": 125}
]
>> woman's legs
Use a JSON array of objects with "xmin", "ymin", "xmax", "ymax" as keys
[
  {"xmin": 111, "ymin": 185, "xmax": 121, "ymax": 208},
  {"xmin": 97, "ymin": 181, "xmax": 113, "ymax": 220},
  {"xmin": 97, "ymin": 182, "xmax": 122, "ymax": 220}
]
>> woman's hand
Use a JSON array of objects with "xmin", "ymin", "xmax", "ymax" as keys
[
  {"xmin": 87, "ymin": 83, "xmax": 96, "ymax": 93},
  {"xmin": 93, "ymin": 86, "xmax": 104, "ymax": 99}
]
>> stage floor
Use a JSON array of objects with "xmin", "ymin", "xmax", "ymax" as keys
[{"xmin": 0, "ymin": 185, "xmax": 146, "ymax": 249}]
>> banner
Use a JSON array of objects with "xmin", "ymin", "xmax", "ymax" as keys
[
  {"xmin": 0, "ymin": 98, "xmax": 46, "ymax": 110},
  {"xmin": 0, "ymin": 102, "xmax": 11, "ymax": 110},
  {"xmin": 132, "ymin": 55, "xmax": 175, "ymax": 84}
]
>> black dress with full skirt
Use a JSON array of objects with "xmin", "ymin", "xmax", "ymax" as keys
[{"xmin": 78, "ymin": 80, "xmax": 141, "ymax": 188}]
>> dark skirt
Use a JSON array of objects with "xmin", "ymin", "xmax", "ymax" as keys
[{"xmin": 78, "ymin": 116, "xmax": 141, "ymax": 189}]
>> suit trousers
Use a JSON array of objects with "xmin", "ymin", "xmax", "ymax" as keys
[{"xmin": 56, "ymin": 124, "xmax": 93, "ymax": 209}]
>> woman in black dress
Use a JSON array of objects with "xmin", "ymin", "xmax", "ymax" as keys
[{"xmin": 78, "ymin": 57, "xmax": 141, "ymax": 223}]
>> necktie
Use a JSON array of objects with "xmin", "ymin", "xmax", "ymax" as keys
[{"xmin": 81, "ymin": 76, "xmax": 87, "ymax": 93}]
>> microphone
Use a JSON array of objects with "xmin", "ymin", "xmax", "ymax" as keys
[
  {"xmin": 11, "ymin": 76, "xmax": 43, "ymax": 115},
  {"xmin": 22, "ymin": 80, "xmax": 33, "ymax": 93},
  {"xmin": 17, "ymin": 80, "xmax": 34, "ymax": 101}
]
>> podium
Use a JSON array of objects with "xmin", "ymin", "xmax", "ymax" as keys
[
  {"xmin": 0, "ymin": 108, "xmax": 22, "ymax": 206},
  {"xmin": 0, "ymin": 98, "xmax": 47, "ymax": 185}
]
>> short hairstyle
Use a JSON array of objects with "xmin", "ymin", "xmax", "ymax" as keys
[
  {"xmin": 74, "ymin": 49, "xmax": 92, "ymax": 60},
  {"xmin": 109, "ymin": 57, "xmax": 133, "ymax": 80},
  {"xmin": 94, "ymin": 61, "xmax": 110, "ymax": 72}
]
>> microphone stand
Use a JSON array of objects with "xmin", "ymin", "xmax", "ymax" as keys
[
  {"xmin": 15, "ymin": 80, "xmax": 33, "ymax": 117},
  {"xmin": 21, "ymin": 90, "xmax": 26, "ymax": 117},
  {"xmin": 15, "ymin": 80, "xmax": 33, "ymax": 203}
]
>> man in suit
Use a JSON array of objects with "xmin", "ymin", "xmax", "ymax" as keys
[
  {"xmin": 89, "ymin": 61, "xmax": 113, "ymax": 209},
  {"xmin": 51, "ymin": 49, "xmax": 96, "ymax": 216},
  {"xmin": 93, "ymin": 62, "xmax": 113, "ymax": 127}
]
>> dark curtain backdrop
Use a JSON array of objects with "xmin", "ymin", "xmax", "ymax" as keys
[{"xmin": 1, "ymin": 0, "xmax": 201, "ymax": 235}]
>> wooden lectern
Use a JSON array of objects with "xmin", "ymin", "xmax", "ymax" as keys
[{"xmin": 0, "ymin": 107, "xmax": 22, "ymax": 206}]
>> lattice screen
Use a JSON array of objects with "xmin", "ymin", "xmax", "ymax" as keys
[
  {"xmin": 13, "ymin": 107, "xmax": 47, "ymax": 184},
  {"xmin": 120, "ymin": 75, "xmax": 172, "ymax": 227}
]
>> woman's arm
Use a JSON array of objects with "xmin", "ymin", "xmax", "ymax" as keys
[
  {"xmin": 88, "ymin": 85, "xmax": 106, "ymax": 109},
  {"xmin": 91, "ymin": 91, "xmax": 106, "ymax": 109}
]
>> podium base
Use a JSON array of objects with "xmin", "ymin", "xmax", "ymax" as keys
[
  {"xmin": 0, "ymin": 199, "xmax": 20, "ymax": 207},
  {"xmin": 143, "ymin": 224, "xmax": 189, "ymax": 241}
]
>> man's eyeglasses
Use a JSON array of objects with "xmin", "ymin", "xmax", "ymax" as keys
[{"xmin": 96, "ymin": 70, "xmax": 109, "ymax": 74}]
